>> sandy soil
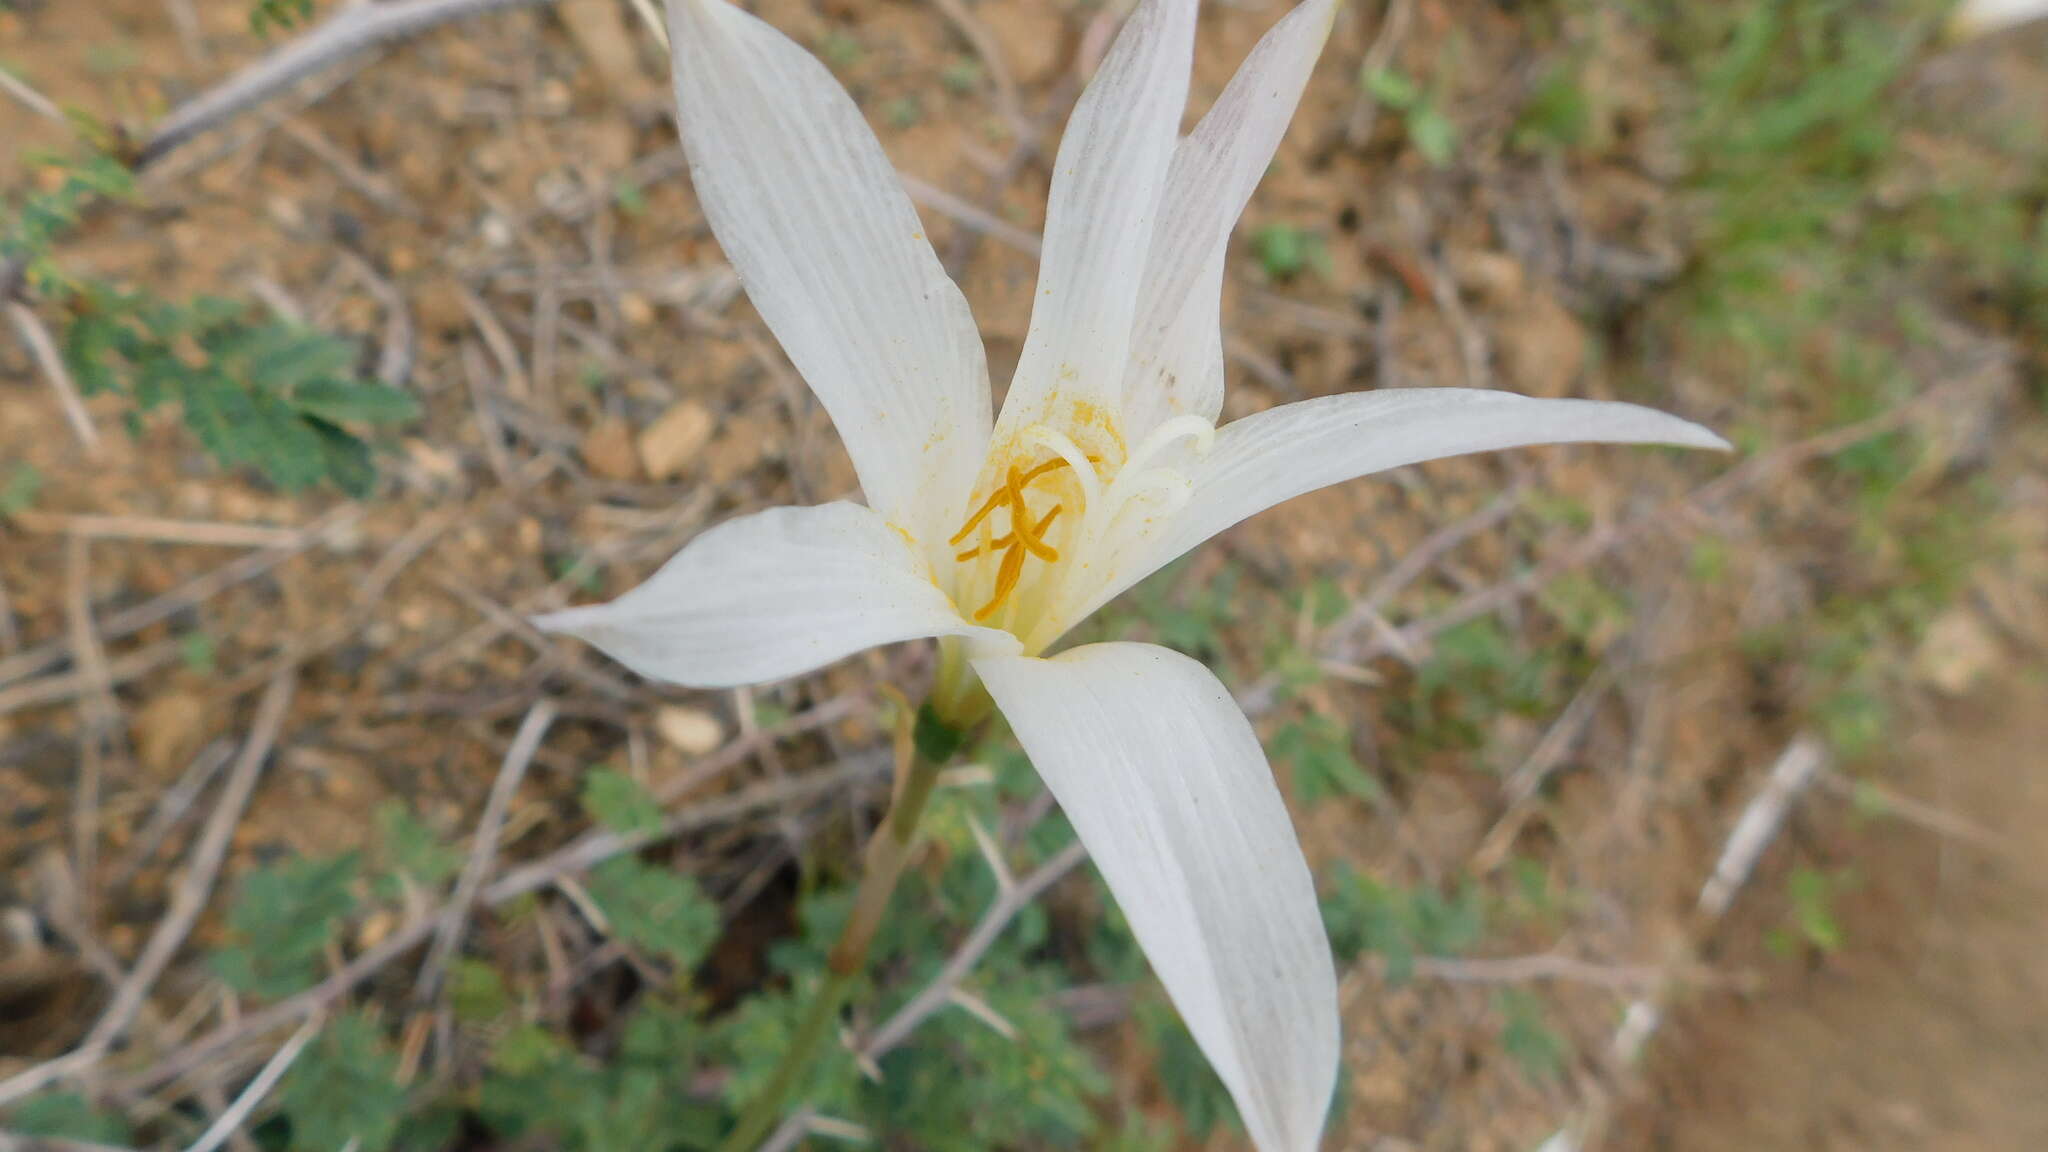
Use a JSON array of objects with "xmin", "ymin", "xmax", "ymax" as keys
[{"xmin": 1617, "ymin": 674, "xmax": 2048, "ymax": 1150}]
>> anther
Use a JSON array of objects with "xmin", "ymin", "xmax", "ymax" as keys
[
  {"xmin": 948, "ymin": 456, "xmax": 1075, "ymax": 545},
  {"xmin": 973, "ymin": 542, "xmax": 1028, "ymax": 621},
  {"xmin": 958, "ymin": 504, "xmax": 1064, "ymax": 563}
]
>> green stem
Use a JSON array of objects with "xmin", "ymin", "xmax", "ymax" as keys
[{"xmin": 715, "ymin": 707, "xmax": 965, "ymax": 1152}]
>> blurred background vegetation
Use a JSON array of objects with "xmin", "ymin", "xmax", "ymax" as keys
[{"xmin": 2, "ymin": 0, "xmax": 2043, "ymax": 1149}]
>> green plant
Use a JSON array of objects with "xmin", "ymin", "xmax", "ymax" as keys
[
  {"xmin": 1768, "ymin": 865, "xmax": 1852, "ymax": 955},
  {"xmin": 64, "ymin": 285, "xmax": 419, "ymax": 496},
  {"xmin": 0, "ymin": 463, "xmax": 41, "ymax": 516},
  {"xmin": 278, "ymin": 1014, "xmax": 409, "ymax": 1152},
  {"xmin": 1496, "ymin": 987, "xmax": 1567, "ymax": 1083},
  {"xmin": 8, "ymin": 145, "xmax": 419, "ymax": 496},
  {"xmin": 6, "ymin": 1093, "xmax": 131, "ymax": 1144},
  {"xmin": 1362, "ymin": 67, "xmax": 1458, "ymax": 165},
  {"xmin": 211, "ymin": 853, "xmax": 361, "ymax": 999},
  {"xmin": 1323, "ymin": 866, "xmax": 1488, "ymax": 984},
  {"xmin": 250, "ymin": 0, "xmax": 317, "ymax": 33},
  {"xmin": 1252, "ymin": 223, "xmax": 1331, "ymax": 281},
  {"xmin": 1273, "ymin": 712, "xmax": 1380, "ymax": 806}
]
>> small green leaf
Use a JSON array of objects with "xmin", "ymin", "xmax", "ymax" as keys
[
  {"xmin": 291, "ymin": 378, "xmax": 422, "ymax": 425},
  {"xmin": 278, "ymin": 1014, "xmax": 407, "ymax": 1152},
  {"xmin": 1787, "ymin": 866, "xmax": 1845, "ymax": 953},
  {"xmin": 9, "ymin": 1093, "xmax": 131, "ymax": 1144},
  {"xmin": 373, "ymin": 802, "xmax": 462, "ymax": 896},
  {"xmin": 178, "ymin": 631, "xmax": 218, "ymax": 672},
  {"xmin": 581, "ymin": 769, "xmax": 664, "ymax": 835},
  {"xmin": 1273, "ymin": 714, "xmax": 1379, "ymax": 806},
  {"xmin": 448, "ymin": 957, "xmax": 511, "ymax": 1023},
  {"xmin": 1407, "ymin": 101, "xmax": 1458, "ymax": 166},
  {"xmin": 0, "ymin": 463, "xmax": 42, "ymax": 516},
  {"xmin": 1252, "ymin": 224, "xmax": 1327, "ymax": 282},
  {"xmin": 1362, "ymin": 66, "xmax": 1418, "ymax": 108},
  {"xmin": 585, "ymin": 857, "xmax": 718, "ymax": 968},
  {"xmin": 212, "ymin": 853, "xmax": 360, "ymax": 999},
  {"xmin": 1497, "ymin": 987, "xmax": 1566, "ymax": 1083}
]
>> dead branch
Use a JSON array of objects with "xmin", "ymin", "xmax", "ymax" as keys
[
  {"xmin": 116, "ymin": 753, "xmax": 889, "ymax": 1099},
  {"xmin": 0, "ymin": 62, "xmax": 63, "ymax": 122},
  {"xmin": 6, "ymin": 302, "xmax": 100, "ymax": 456},
  {"xmin": 1412, "ymin": 952, "xmax": 1663, "ymax": 990},
  {"xmin": 63, "ymin": 536, "xmax": 114, "ymax": 941},
  {"xmin": 1237, "ymin": 486, "xmax": 1526, "ymax": 715},
  {"xmin": 0, "ymin": 641, "xmax": 185, "ymax": 720},
  {"xmin": 762, "ymin": 838, "xmax": 1092, "ymax": 1152},
  {"xmin": 181, "ymin": 1013, "xmax": 322, "ymax": 1152},
  {"xmin": 416, "ymin": 700, "xmax": 559, "ymax": 1003},
  {"xmin": 0, "ymin": 508, "xmax": 358, "ymax": 690},
  {"xmin": 1538, "ymin": 734, "xmax": 1826, "ymax": 1152},
  {"xmin": 136, "ymin": 0, "xmax": 558, "ymax": 168},
  {"xmin": 862, "ymin": 839, "xmax": 1089, "ymax": 1059},
  {"xmin": 0, "ymin": 674, "xmax": 295, "ymax": 1109},
  {"xmin": 9, "ymin": 512, "xmax": 310, "ymax": 550}
]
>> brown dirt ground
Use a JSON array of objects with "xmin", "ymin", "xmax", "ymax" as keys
[{"xmin": 1616, "ymin": 674, "xmax": 2048, "ymax": 1152}]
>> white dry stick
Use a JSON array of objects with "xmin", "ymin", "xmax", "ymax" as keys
[
  {"xmin": 136, "ymin": 0, "xmax": 557, "ymax": 166},
  {"xmin": 121, "ymin": 754, "xmax": 891, "ymax": 1099},
  {"xmin": 7, "ymin": 302, "xmax": 100, "ymax": 456},
  {"xmin": 417, "ymin": 699, "xmax": 558, "ymax": 1002},
  {"xmin": 1536, "ymin": 733, "xmax": 1827, "ymax": 1152},
  {"xmin": 181, "ymin": 1013, "xmax": 323, "ymax": 1152},
  {"xmin": 0, "ymin": 62, "xmax": 62, "ymax": 121},
  {"xmin": 861, "ymin": 839, "xmax": 1088, "ymax": 1058},
  {"xmin": 760, "ymin": 838, "xmax": 1092, "ymax": 1152},
  {"xmin": 0, "ymin": 673, "xmax": 297, "ymax": 1108},
  {"xmin": 11, "ymin": 512, "xmax": 311, "ymax": 550},
  {"xmin": 1693, "ymin": 734, "xmax": 1827, "ymax": 924}
]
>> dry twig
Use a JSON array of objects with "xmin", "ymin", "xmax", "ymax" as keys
[
  {"xmin": 0, "ymin": 674, "xmax": 296, "ymax": 1109},
  {"xmin": 118, "ymin": 753, "xmax": 889, "ymax": 1099},
  {"xmin": 1538, "ymin": 735, "xmax": 1827, "ymax": 1152},
  {"xmin": 137, "ymin": 0, "xmax": 558, "ymax": 167},
  {"xmin": 761, "ymin": 837, "xmax": 1092, "ymax": 1152},
  {"xmin": 0, "ymin": 508, "xmax": 358, "ymax": 690},
  {"xmin": 416, "ymin": 701, "xmax": 559, "ymax": 1002},
  {"xmin": 0, "ymin": 63, "xmax": 62, "ymax": 122},
  {"xmin": 7, "ymin": 302, "xmax": 100, "ymax": 456},
  {"xmin": 181, "ymin": 1013, "xmax": 322, "ymax": 1152}
]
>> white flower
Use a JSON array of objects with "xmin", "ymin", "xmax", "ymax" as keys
[
  {"xmin": 540, "ymin": 0, "xmax": 1727, "ymax": 1146},
  {"xmin": 1948, "ymin": 0, "xmax": 2048, "ymax": 38}
]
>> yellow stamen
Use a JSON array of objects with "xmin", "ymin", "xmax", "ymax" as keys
[
  {"xmin": 973, "ymin": 542, "xmax": 1028, "ymax": 621},
  {"xmin": 954, "ymin": 505, "xmax": 1063, "ymax": 562},
  {"xmin": 949, "ymin": 457, "xmax": 1072, "ymax": 545}
]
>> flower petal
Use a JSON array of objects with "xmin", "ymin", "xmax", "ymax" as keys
[
  {"xmin": 666, "ymin": 0, "xmax": 990, "ymax": 549},
  {"xmin": 1949, "ymin": 0, "xmax": 2048, "ymax": 39},
  {"xmin": 1072, "ymin": 388, "xmax": 1728, "ymax": 625},
  {"xmin": 536, "ymin": 503, "xmax": 1016, "ymax": 689},
  {"xmin": 976, "ymin": 643, "xmax": 1337, "ymax": 1152},
  {"xmin": 992, "ymin": 0, "xmax": 1198, "ymax": 437},
  {"xmin": 1123, "ymin": 0, "xmax": 1339, "ymax": 439}
]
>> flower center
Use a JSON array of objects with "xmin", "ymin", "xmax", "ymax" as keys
[
  {"xmin": 949, "ymin": 453, "xmax": 1091, "ymax": 621},
  {"xmin": 946, "ymin": 412, "xmax": 1217, "ymax": 641}
]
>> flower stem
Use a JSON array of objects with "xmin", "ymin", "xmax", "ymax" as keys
[{"xmin": 715, "ymin": 705, "xmax": 968, "ymax": 1152}]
